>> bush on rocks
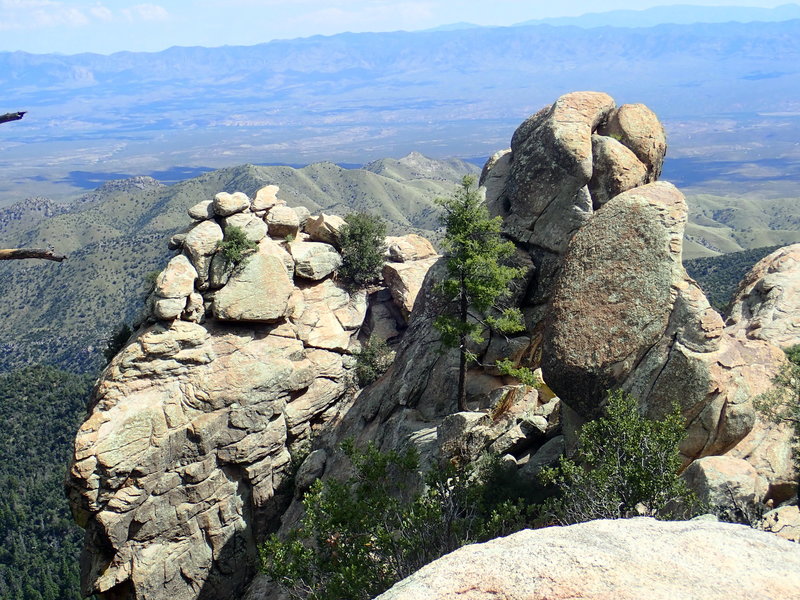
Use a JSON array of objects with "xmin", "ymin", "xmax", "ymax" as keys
[{"xmin": 337, "ymin": 212, "xmax": 387, "ymax": 289}]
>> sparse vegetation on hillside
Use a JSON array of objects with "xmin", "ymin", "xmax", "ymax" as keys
[
  {"xmin": 541, "ymin": 390, "xmax": 698, "ymax": 524},
  {"xmin": 337, "ymin": 212, "xmax": 387, "ymax": 289},
  {"xmin": 684, "ymin": 245, "xmax": 783, "ymax": 313}
]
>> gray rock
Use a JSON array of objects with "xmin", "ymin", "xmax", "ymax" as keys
[
  {"xmin": 289, "ymin": 241, "xmax": 343, "ymax": 280},
  {"xmin": 213, "ymin": 253, "xmax": 293, "ymax": 322},
  {"xmin": 518, "ymin": 435, "xmax": 565, "ymax": 480},
  {"xmin": 153, "ymin": 296, "xmax": 187, "ymax": 321},
  {"xmin": 223, "ymin": 212, "xmax": 268, "ymax": 243},
  {"xmin": 726, "ymin": 243, "xmax": 800, "ymax": 349},
  {"xmin": 184, "ymin": 220, "xmax": 224, "ymax": 281},
  {"xmin": 683, "ymin": 455, "xmax": 768, "ymax": 515},
  {"xmin": 294, "ymin": 449, "xmax": 328, "ymax": 494},
  {"xmin": 188, "ymin": 200, "xmax": 214, "ymax": 220}
]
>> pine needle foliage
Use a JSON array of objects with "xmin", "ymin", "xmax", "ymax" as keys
[{"xmin": 433, "ymin": 175, "xmax": 525, "ymax": 410}]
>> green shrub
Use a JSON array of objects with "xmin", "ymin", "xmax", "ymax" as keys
[
  {"xmin": 541, "ymin": 389, "xmax": 697, "ymax": 524},
  {"xmin": 754, "ymin": 344, "xmax": 800, "ymax": 480},
  {"xmin": 337, "ymin": 213, "xmax": 387, "ymax": 289},
  {"xmin": 260, "ymin": 441, "xmax": 530, "ymax": 600},
  {"xmin": 216, "ymin": 225, "xmax": 257, "ymax": 264},
  {"xmin": 353, "ymin": 337, "xmax": 395, "ymax": 387}
]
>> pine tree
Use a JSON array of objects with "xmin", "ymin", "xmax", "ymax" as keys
[{"xmin": 433, "ymin": 175, "xmax": 525, "ymax": 411}]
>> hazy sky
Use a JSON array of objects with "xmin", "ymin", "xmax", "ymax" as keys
[{"xmin": 0, "ymin": 0, "xmax": 793, "ymax": 55}]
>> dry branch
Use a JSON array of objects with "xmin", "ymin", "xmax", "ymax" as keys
[
  {"xmin": 0, "ymin": 248, "xmax": 67, "ymax": 262},
  {"xmin": 0, "ymin": 111, "xmax": 26, "ymax": 125}
]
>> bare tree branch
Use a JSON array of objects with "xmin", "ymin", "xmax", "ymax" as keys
[
  {"xmin": 0, "ymin": 111, "xmax": 26, "ymax": 125},
  {"xmin": 0, "ymin": 248, "xmax": 67, "ymax": 262}
]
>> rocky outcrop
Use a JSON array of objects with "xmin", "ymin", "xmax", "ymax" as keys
[
  {"xmin": 67, "ymin": 184, "xmax": 439, "ymax": 600},
  {"xmin": 726, "ymin": 243, "xmax": 800, "ymax": 349},
  {"xmin": 375, "ymin": 518, "xmax": 800, "ymax": 600},
  {"xmin": 723, "ymin": 243, "xmax": 800, "ymax": 501},
  {"xmin": 70, "ymin": 91, "xmax": 798, "ymax": 600}
]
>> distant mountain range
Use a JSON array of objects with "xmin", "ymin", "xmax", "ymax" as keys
[
  {"xmin": 518, "ymin": 3, "xmax": 800, "ymax": 28},
  {"xmin": 1, "ymin": 14, "xmax": 799, "ymax": 207}
]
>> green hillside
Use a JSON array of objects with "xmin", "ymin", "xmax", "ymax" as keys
[
  {"xmin": 683, "ymin": 193, "xmax": 800, "ymax": 259},
  {"xmin": 0, "ymin": 156, "xmax": 477, "ymax": 373}
]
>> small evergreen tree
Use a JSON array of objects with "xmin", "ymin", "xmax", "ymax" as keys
[
  {"xmin": 433, "ymin": 175, "xmax": 525, "ymax": 411},
  {"xmin": 337, "ymin": 212, "xmax": 387, "ymax": 288},
  {"xmin": 216, "ymin": 225, "xmax": 257, "ymax": 264}
]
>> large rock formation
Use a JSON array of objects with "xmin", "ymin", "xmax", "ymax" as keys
[
  {"xmin": 375, "ymin": 518, "xmax": 800, "ymax": 600},
  {"xmin": 66, "ymin": 185, "xmax": 438, "ymax": 600},
  {"xmin": 70, "ymin": 91, "xmax": 797, "ymax": 600}
]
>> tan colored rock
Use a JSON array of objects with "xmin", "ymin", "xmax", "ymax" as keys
[
  {"xmin": 375, "ymin": 518, "xmax": 800, "ymax": 600},
  {"xmin": 213, "ymin": 253, "xmax": 293, "ymax": 322},
  {"xmin": 291, "ymin": 280, "xmax": 358, "ymax": 351},
  {"xmin": 727, "ymin": 418, "xmax": 797, "ymax": 503},
  {"xmin": 305, "ymin": 213, "xmax": 346, "ymax": 247},
  {"xmin": 223, "ymin": 212, "xmax": 268, "ymax": 242},
  {"xmin": 383, "ymin": 257, "xmax": 439, "ymax": 321},
  {"xmin": 182, "ymin": 292, "xmax": 205, "ymax": 323},
  {"xmin": 386, "ymin": 234, "xmax": 437, "ymax": 262},
  {"xmin": 726, "ymin": 243, "xmax": 800, "ymax": 349},
  {"xmin": 184, "ymin": 220, "xmax": 224, "ymax": 280},
  {"xmin": 258, "ymin": 237, "xmax": 295, "ymax": 277},
  {"xmin": 289, "ymin": 240, "xmax": 343, "ymax": 280},
  {"xmin": 155, "ymin": 254, "xmax": 197, "ymax": 299},
  {"xmin": 252, "ymin": 184, "xmax": 283, "ymax": 211},
  {"xmin": 293, "ymin": 206, "xmax": 311, "ymax": 227},
  {"xmin": 188, "ymin": 199, "xmax": 214, "ymax": 220},
  {"xmin": 266, "ymin": 205, "xmax": 300, "ymax": 239},
  {"xmin": 543, "ymin": 182, "xmax": 687, "ymax": 415},
  {"xmin": 761, "ymin": 505, "xmax": 800, "ymax": 543},
  {"xmin": 213, "ymin": 191, "xmax": 250, "ymax": 216},
  {"xmin": 588, "ymin": 134, "xmax": 649, "ymax": 206},
  {"xmin": 598, "ymin": 103, "xmax": 668, "ymax": 180}
]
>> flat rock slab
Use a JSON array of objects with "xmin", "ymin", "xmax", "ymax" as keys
[
  {"xmin": 377, "ymin": 518, "xmax": 800, "ymax": 600},
  {"xmin": 213, "ymin": 253, "xmax": 293, "ymax": 322}
]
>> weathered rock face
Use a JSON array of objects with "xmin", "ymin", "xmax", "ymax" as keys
[
  {"xmin": 726, "ymin": 243, "xmax": 800, "ymax": 349},
  {"xmin": 375, "ymin": 518, "xmax": 800, "ymax": 600},
  {"xmin": 67, "ymin": 185, "xmax": 439, "ymax": 600}
]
